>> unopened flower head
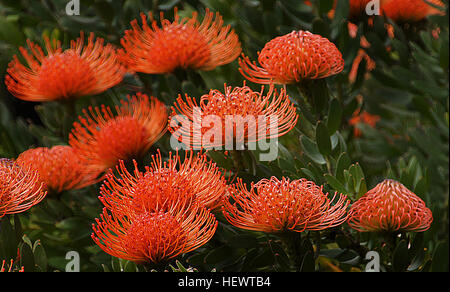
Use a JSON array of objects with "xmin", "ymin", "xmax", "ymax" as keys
[
  {"xmin": 239, "ymin": 30, "xmax": 344, "ymax": 84},
  {"xmin": 222, "ymin": 176, "xmax": 349, "ymax": 233},
  {"xmin": 5, "ymin": 32, "xmax": 125, "ymax": 102},
  {"xmin": 120, "ymin": 8, "xmax": 241, "ymax": 74},
  {"xmin": 348, "ymin": 179, "xmax": 433, "ymax": 232}
]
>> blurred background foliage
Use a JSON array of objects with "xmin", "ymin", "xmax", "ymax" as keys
[{"xmin": 0, "ymin": 0, "xmax": 448, "ymax": 272}]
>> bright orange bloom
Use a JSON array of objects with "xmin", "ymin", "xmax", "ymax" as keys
[
  {"xmin": 239, "ymin": 30, "xmax": 344, "ymax": 84},
  {"xmin": 92, "ymin": 205, "xmax": 218, "ymax": 265},
  {"xmin": 348, "ymin": 179, "xmax": 433, "ymax": 232},
  {"xmin": 1, "ymin": 260, "xmax": 24, "ymax": 272},
  {"xmin": 99, "ymin": 150, "xmax": 228, "ymax": 214},
  {"xmin": 5, "ymin": 32, "xmax": 125, "ymax": 102},
  {"xmin": 222, "ymin": 177, "xmax": 349, "ymax": 233},
  {"xmin": 381, "ymin": 0, "xmax": 445, "ymax": 23},
  {"xmin": 16, "ymin": 146, "xmax": 101, "ymax": 194},
  {"xmin": 69, "ymin": 93, "xmax": 167, "ymax": 172},
  {"xmin": 120, "ymin": 8, "xmax": 241, "ymax": 74},
  {"xmin": 169, "ymin": 84, "xmax": 298, "ymax": 149},
  {"xmin": 0, "ymin": 159, "xmax": 46, "ymax": 217},
  {"xmin": 348, "ymin": 108, "xmax": 380, "ymax": 137}
]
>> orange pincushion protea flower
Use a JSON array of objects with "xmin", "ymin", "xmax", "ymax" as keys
[
  {"xmin": 120, "ymin": 8, "xmax": 241, "ymax": 74},
  {"xmin": 92, "ymin": 205, "xmax": 218, "ymax": 265},
  {"xmin": 381, "ymin": 0, "xmax": 445, "ymax": 23},
  {"xmin": 348, "ymin": 108, "xmax": 380, "ymax": 137},
  {"xmin": 69, "ymin": 93, "xmax": 167, "ymax": 172},
  {"xmin": 5, "ymin": 32, "xmax": 125, "ymax": 102},
  {"xmin": 16, "ymin": 146, "xmax": 101, "ymax": 194},
  {"xmin": 239, "ymin": 30, "xmax": 344, "ymax": 84},
  {"xmin": 222, "ymin": 177, "xmax": 349, "ymax": 233},
  {"xmin": 0, "ymin": 159, "xmax": 46, "ymax": 217},
  {"xmin": 169, "ymin": 84, "xmax": 298, "ymax": 149},
  {"xmin": 348, "ymin": 179, "xmax": 433, "ymax": 232},
  {"xmin": 99, "ymin": 150, "xmax": 227, "ymax": 214}
]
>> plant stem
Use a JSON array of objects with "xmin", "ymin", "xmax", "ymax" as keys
[{"xmin": 278, "ymin": 231, "xmax": 303, "ymax": 272}]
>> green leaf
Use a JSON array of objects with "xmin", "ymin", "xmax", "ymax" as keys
[
  {"xmin": 324, "ymin": 174, "xmax": 348, "ymax": 195},
  {"xmin": 33, "ymin": 240, "xmax": 47, "ymax": 272},
  {"xmin": 316, "ymin": 121, "xmax": 332, "ymax": 156},
  {"xmin": 300, "ymin": 135, "xmax": 326, "ymax": 165},
  {"xmin": 327, "ymin": 99, "xmax": 343, "ymax": 135}
]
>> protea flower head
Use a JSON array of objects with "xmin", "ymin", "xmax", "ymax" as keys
[
  {"xmin": 120, "ymin": 8, "xmax": 241, "ymax": 74},
  {"xmin": 0, "ymin": 159, "xmax": 46, "ymax": 217},
  {"xmin": 348, "ymin": 108, "xmax": 380, "ymax": 137},
  {"xmin": 16, "ymin": 146, "xmax": 101, "ymax": 194},
  {"xmin": 239, "ymin": 30, "xmax": 344, "ymax": 84},
  {"xmin": 222, "ymin": 177, "xmax": 349, "ymax": 233},
  {"xmin": 69, "ymin": 93, "xmax": 167, "ymax": 173},
  {"xmin": 99, "ymin": 150, "xmax": 228, "ymax": 215},
  {"xmin": 5, "ymin": 32, "xmax": 126, "ymax": 102},
  {"xmin": 348, "ymin": 179, "xmax": 433, "ymax": 232},
  {"xmin": 92, "ymin": 204, "xmax": 218, "ymax": 265},
  {"xmin": 381, "ymin": 0, "xmax": 445, "ymax": 23},
  {"xmin": 169, "ymin": 83, "xmax": 298, "ymax": 149}
]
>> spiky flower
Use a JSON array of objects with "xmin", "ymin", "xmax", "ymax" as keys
[
  {"xmin": 0, "ymin": 260, "xmax": 24, "ymax": 273},
  {"xmin": 348, "ymin": 179, "xmax": 433, "ymax": 232},
  {"xmin": 99, "ymin": 150, "xmax": 228, "ymax": 214},
  {"xmin": 0, "ymin": 159, "xmax": 46, "ymax": 217},
  {"xmin": 69, "ymin": 93, "xmax": 167, "ymax": 172},
  {"xmin": 92, "ymin": 203, "xmax": 217, "ymax": 265},
  {"xmin": 239, "ymin": 30, "xmax": 344, "ymax": 84},
  {"xmin": 5, "ymin": 32, "xmax": 125, "ymax": 102},
  {"xmin": 120, "ymin": 8, "xmax": 241, "ymax": 74},
  {"xmin": 169, "ymin": 84, "xmax": 298, "ymax": 149},
  {"xmin": 222, "ymin": 177, "xmax": 349, "ymax": 233},
  {"xmin": 16, "ymin": 146, "xmax": 101, "ymax": 194}
]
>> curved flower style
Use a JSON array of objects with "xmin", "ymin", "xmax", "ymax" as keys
[
  {"xmin": 69, "ymin": 93, "xmax": 167, "ymax": 172},
  {"xmin": 92, "ymin": 205, "xmax": 218, "ymax": 265},
  {"xmin": 5, "ymin": 32, "xmax": 125, "ymax": 102},
  {"xmin": 1, "ymin": 260, "xmax": 24, "ymax": 273},
  {"xmin": 222, "ymin": 177, "xmax": 349, "ymax": 233},
  {"xmin": 169, "ymin": 84, "xmax": 298, "ymax": 149},
  {"xmin": 348, "ymin": 108, "xmax": 380, "ymax": 137},
  {"xmin": 0, "ymin": 159, "xmax": 46, "ymax": 217},
  {"xmin": 16, "ymin": 146, "xmax": 101, "ymax": 194},
  {"xmin": 381, "ymin": 0, "xmax": 445, "ymax": 23},
  {"xmin": 239, "ymin": 30, "xmax": 344, "ymax": 84},
  {"xmin": 120, "ymin": 8, "xmax": 241, "ymax": 74},
  {"xmin": 99, "ymin": 150, "xmax": 228, "ymax": 214},
  {"xmin": 348, "ymin": 179, "xmax": 433, "ymax": 232}
]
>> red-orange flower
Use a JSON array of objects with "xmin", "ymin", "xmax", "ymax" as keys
[
  {"xmin": 69, "ymin": 93, "xmax": 167, "ymax": 172},
  {"xmin": 169, "ymin": 84, "xmax": 298, "ymax": 149},
  {"xmin": 99, "ymin": 150, "xmax": 228, "ymax": 214},
  {"xmin": 0, "ymin": 260, "xmax": 24, "ymax": 272},
  {"xmin": 348, "ymin": 179, "xmax": 433, "ymax": 232},
  {"xmin": 239, "ymin": 30, "xmax": 344, "ymax": 84},
  {"xmin": 0, "ymin": 159, "xmax": 46, "ymax": 217},
  {"xmin": 381, "ymin": 0, "xmax": 445, "ymax": 23},
  {"xmin": 5, "ymin": 32, "xmax": 125, "ymax": 102},
  {"xmin": 92, "ymin": 205, "xmax": 217, "ymax": 265},
  {"xmin": 120, "ymin": 8, "xmax": 241, "ymax": 74},
  {"xmin": 348, "ymin": 108, "xmax": 380, "ymax": 137},
  {"xmin": 16, "ymin": 146, "xmax": 101, "ymax": 194},
  {"xmin": 222, "ymin": 177, "xmax": 349, "ymax": 233}
]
